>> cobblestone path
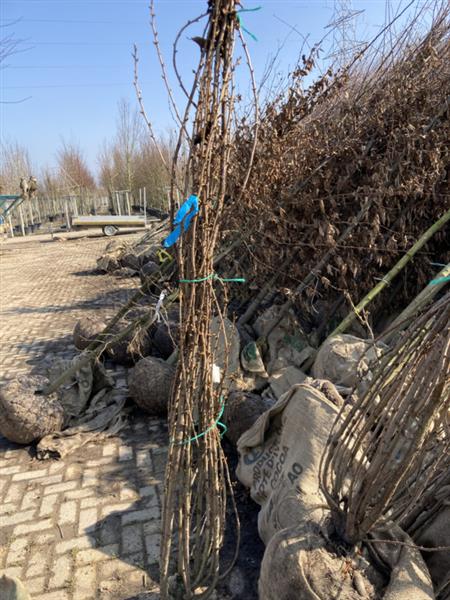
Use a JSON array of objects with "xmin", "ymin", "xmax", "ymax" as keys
[{"xmin": 0, "ymin": 233, "xmax": 167, "ymax": 599}]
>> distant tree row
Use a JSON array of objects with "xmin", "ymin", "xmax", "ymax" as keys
[{"xmin": 0, "ymin": 99, "xmax": 172, "ymax": 209}]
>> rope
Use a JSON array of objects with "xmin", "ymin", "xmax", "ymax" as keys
[
  {"xmin": 171, "ymin": 398, "xmax": 227, "ymax": 445},
  {"xmin": 180, "ymin": 272, "xmax": 246, "ymax": 283}
]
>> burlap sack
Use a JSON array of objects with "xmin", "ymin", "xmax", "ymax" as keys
[
  {"xmin": 47, "ymin": 357, "xmax": 94, "ymax": 423},
  {"xmin": 259, "ymin": 522, "xmax": 434, "ymax": 600},
  {"xmin": 236, "ymin": 383, "xmax": 342, "ymax": 544},
  {"xmin": 254, "ymin": 306, "xmax": 315, "ymax": 375},
  {"xmin": 415, "ymin": 505, "xmax": 450, "ymax": 598},
  {"xmin": 313, "ymin": 334, "xmax": 385, "ymax": 391}
]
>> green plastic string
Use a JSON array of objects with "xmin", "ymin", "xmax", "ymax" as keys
[
  {"xmin": 430, "ymin": 275, "xmax": 450, "ymax": 285},
  {"xmin": 236, "ymin": 6, "xmax": 261, "ymax": 42},
  {"xmin": 171, "ymin": 399, "xmax": 227, "ymax": 446},
  {"xmin": 180, "ymin": 272, "xmax": 246, "ymax": 284}
]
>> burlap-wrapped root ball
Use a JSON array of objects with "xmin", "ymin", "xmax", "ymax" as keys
[
  {"xmin": 106, "ymin": 325, "xmax": 152, "ymax": 366},
  {"xmin": 139, "ymin": 261, "xmax": 160, "ymax": 285},
  {"xmin": 128, "ymin": 356, "xmax": 175, "ymax": 416},
  {"xmin": 153, "ymin": 320, "xmax": 180, "ymax": 359},
  {"xmin": 259, "ymin": 523, "xmax": 383, "ymax": 600},
  {"xmin": 73, "ymin": 315, "xmax": 107, "ymax": 350},
  {"xmin": 0, "ymin": 375, "xmax": 64, "ymax": 444},
  {"xmin": 223, "ymin": 391, "xmax": 272, "ymax": 445},
  {"xmin": 120, "ymin": 252, "xmax": 140, "ymax": 271}
]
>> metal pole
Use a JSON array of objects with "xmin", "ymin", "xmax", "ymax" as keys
[
  {"xmin": 126, "ymin": 191, "xmax": 131, "ymax": 215},
  {"xmin": 28, "ymin": 200, "xmax": 34, "ymax": 225},
  {"xmin": 116, "ymin": 192, "xmax": 122, "ymax": 216},
  {"xmin": 143, "ymin": 187, "xmax": 147, "ymax": 226},
  {"xmin": 19, "ymin": 205, "xmax": 26, "ymax": 236},
  {"xmin": 35, "ymin": 199, "xmax": 42, "ymax": 223},
  {"xmin": 65, "ymin": 198, "xmax": 71, "ymax": 231},
  {"xmin": 8, "ymin": 215, "xmax": 14, "ymax": 238},
  {"xmin": 73, "ymin": 196, "xmax": 79, "ymax": 217},
  {"xmin": 139, "ymin": 187, "xmax": 142, "ymax": 210}
]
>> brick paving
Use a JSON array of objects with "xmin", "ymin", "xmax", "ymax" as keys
[
  {"xmin": 0, "ymin": 233, "xmax": 167, "ymax": 599},
  {"xmin": 0, "ymin": 232, "xmax": 140, "ymax": 384}
]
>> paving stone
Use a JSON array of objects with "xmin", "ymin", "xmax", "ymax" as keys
[
  {"xmin": 118, "ymin": 445, "xmax": 133, "ymax": 461},
  {"xmin": 6, "ymin": 537, "xmax": 28, "ymax": 565},
  {"xmin": 75, "ymin": 544, "xmax": 119, "ymax": 565},
  {"xmin": 0, "ymin": 502, "xmax": 15, "ymax": 515},
  {"xmin": 26, "ymin": 576, "xmax": 46, "ymax": 594},
  {"xmin": 72, "ymin": 564, "xmax": 97, "ymax": 600},
  {"xmin": 34, "ymin": 474, "xmax": 64, "ymax": 486},
  {"xmin": 136, "ymin": 449, "xmax": 152, "ymax": 467},
  {"xmin": 145, "ymin": 532, "xmax": 161, "ymax": 564},
  {"xmin": 25, "ymin": 548, "xmax": 49, "ymax": 578},
  {"xmin": 0, "ymin": 566, "xmax": 23, "ymax": 579},
  {"xmin": 122, "ymin": 523, "xmax": 144, "ymax": 555},
  {"xmin": 21, "ymin": 489, "xmax": 42, "ymax": 510},
  {"xmin": 81, "ymin": 470, "xmax": 98, "ymax": 488},
  {"xmin": 14, "ymin": 518, "xmax": 53, "ymax": 536},
  {"xmin": 5, "ymin": 483, "xmax": 25, "ymax": 503},
  {"xmin": 78, "ymin": 507, "xmax": 98, "ymax": 534},
  {"xmin": 102, "ymin": 444, "xmax": 117, "ymax": 457},
  {"xmin": 34, "ymin": 591, "xmax": 71, "ymax": 600},
  {"xmin": 59, "ymin": 500, "xmax": 77, "ymax": 524},
  {"xmin": 40, "ymin": 493, "xmax": 58, "ymax": 517},
  {"xmin": 101, "ymin": 501, "xmax": 134, "ymax": 519},
  {"xmin": 97, "ymin": 556, "xmax": 135, "ymax": 579},
  {"xmin": 122, "ymin": 505, "xmax": 160, "ymax": 525},
  {"xmin": 48, "ymin": 553, "xmax": 73, "ymax": 589},
  {"xmin": 139, "ymin": 485, "xmax": 159, "ymax": 498},
  {"xmin": 0, "ymin": 465, "xmax": 23, "ymax": 476},
  {"xmin": 65, "ymin": 488, "xmax": 94, "ymax": 500},
  {"xmin": 12, "ymin": 468, "xmax": 48, "ymax": 481},
  {"xmin": 55, "ymin": 536, "xmax": 92, "ymax": 555},
  {"xmin": 44, "ymin": 481, "xmax": 77, "ymax": 495},
  {"xmin": 35, "ymin": 533, "xmax": 56, "ymax": 545}
]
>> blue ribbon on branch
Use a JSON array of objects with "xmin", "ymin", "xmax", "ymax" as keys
[
  {"xmin": 236, "ymin": 6, "xmax": 261, "ymax": 42},
  {"xmin": 163, "ymin": 194, "xmax": 199, "ymax": 248}
]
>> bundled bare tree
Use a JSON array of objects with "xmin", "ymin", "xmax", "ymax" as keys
[
  {"xmin": 57, "ymin": 139, "xmax": 96, "ymax": 192},
  {"xmin": 98, "ymin": 98, "xmax": 171, "ymax": 208},
  {"xmin": 0, "ymin": 140, "xmax": 33, "ymax": 194}
]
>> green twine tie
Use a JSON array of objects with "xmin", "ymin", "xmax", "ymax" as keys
[
  {"xmin": 171, "ymin": 399, "xmax": 227, "ymax": 446},
  {"xmin": 180, "ymin": 272, "xmax": 246, "ymax": 284},
  {"xmin": 430, "ymin": 275, "xmax": 450, "ymax": 285},
  {"xmin": 236, "ymin": 6, "xmax": 261, "ymax": 42}
]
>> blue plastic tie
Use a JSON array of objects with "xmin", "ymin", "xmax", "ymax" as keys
[{"xmin": 163, "ymin": 194, "xmax": 199, "ymax": 248}]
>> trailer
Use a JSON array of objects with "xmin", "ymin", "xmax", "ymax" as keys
[{"xmin": 71, "ymin": 214, "xmax": 147, "ymax": 236}]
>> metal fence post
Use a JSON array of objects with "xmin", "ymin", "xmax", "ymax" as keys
[
  {"xmin": 143, "ymin": 187, "xmax": 147, "ymax": 226},
  {"xmin": 19, "ymin": 205, "xmax": 26, "ymax": 236}
]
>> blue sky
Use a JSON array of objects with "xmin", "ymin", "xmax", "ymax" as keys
[{"xmin": 1, "ymin": 1, "xmax": 418, "ymax": 173}]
